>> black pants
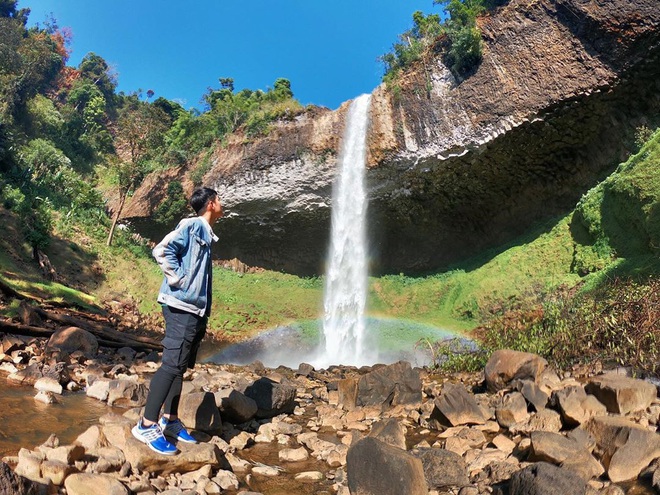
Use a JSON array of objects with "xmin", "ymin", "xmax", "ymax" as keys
[{"xmin": 143, "ymin": 306, "xmax": 207, "ymax": 422}]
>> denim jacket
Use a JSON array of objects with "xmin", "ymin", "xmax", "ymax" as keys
[{"xmin": 153, "ymin": 217, "xmax": 218, "ymax": 317}]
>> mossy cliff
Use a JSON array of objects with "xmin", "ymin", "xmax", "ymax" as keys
[{"xmin": 122, "ymin": 0, "xmax": 660, "ymax": 276}]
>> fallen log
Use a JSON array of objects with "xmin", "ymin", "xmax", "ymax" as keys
[
  {"xmin": 0, "ymin": 319, "xmax": 162, "ymax": 351},
  {"xmin": 33, "ymin": 307, "xmax": 161, "ymax": 349}
]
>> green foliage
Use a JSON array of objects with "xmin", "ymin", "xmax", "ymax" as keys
[
  {"xmin": 438, "ymin": 0, "xmax": 485, "ymax": 77},
  {"xmin": 1, "ymin": 184, "xmax": 53, "ymax": 251},
  {"xmin": 153, "ymin": 180, "xmax": 188, "ymax": 226},
  {"xmin": 380, "ymin": 11, "xmax": 443, "ymax": 84}
]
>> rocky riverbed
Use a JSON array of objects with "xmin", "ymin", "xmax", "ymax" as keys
[{"xmin": 1, "ymin": 326, "xmax": 660, "ymax": 495}]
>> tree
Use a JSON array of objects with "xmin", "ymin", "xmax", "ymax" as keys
[{"xmin": 106, "ymin": 102, "xmax": 168, "ymax": 246}]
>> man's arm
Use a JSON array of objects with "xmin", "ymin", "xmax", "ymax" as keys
[{"xmin": 152, "ymin": 223, "xmax": 190, "ymax": 287}]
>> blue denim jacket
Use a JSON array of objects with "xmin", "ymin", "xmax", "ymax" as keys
[{"xmin": 153, "ymin": 217, "xmax": 218, "ymax": 317}]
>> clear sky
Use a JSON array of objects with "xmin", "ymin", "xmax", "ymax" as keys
[{"xmin": 24, "ymin": 0, "xmax": 441, "ymax": 110}]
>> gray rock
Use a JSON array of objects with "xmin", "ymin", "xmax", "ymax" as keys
[
  {"xmin": 412, "ymin": 447, "xmax": 469, "ymax": 489},
  {"xmin": 368, "ymin": 418, "xmax": 407, "ymax": 450},
  {"xmin": 484, "ymin": 349, "xmax": 548, "ymax": 392},
  {"xmin": 517, "ymin": 380, "xmax": 550, "ymax": 411},
  {"xmin": 495, "ymin": 391, "xmax": 529, "ymax": 428},
  {"xmin": 338, "ymin": 361, "xmax": 421, "ymax": 410},
  {"xmin": 434, "ymin": 383, "xmax": 486, "ymax": 426},
  {"xmin": 585, "ymin": 416, "xmax": 660, "ymax": 482},
  {"xmin": 243, "ymin": 377, "xmax": 296, "ymax": 418},
  {"xmin": 178, "ymin": 391, "xmax": 222, "ymax": 434},
  {"xmin": 585, "ymin": 375, "xmax": 657, "ymax": 415},
  {"xmin": 0, "ymin": 460, "xmax": 46, "ymax": 495},
  {"xmin": 509, "ymin": 462, "xmax": 587, "ymax": 495},
  {"xmin": 529, "ymin": 431, "xmax": 603, "ymax": 480},
  {"xmin": 64, "ymin": 473, "xmax": 128, "ymax": 495},
  {"xmin": 46, "ymin": 326, "xmax": 98, "ymax": 358},
  {"xmin": 214, "ymin": 388, "xmax": 258, "ymax": 424},
  {"xmin": 553, "ymin": 386, "xmax": 607, "ymax": 427},
  {"xmin": 347, "ymin": 437, "xmax": 427, "ymax": 495},
  {"xmin": 107, "ymin": 379, "xmax": 148, "ymax": 408}
]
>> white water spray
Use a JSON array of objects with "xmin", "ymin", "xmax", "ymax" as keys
[{"xmin": 316, "ymin": 94, "xmax": 372, "ymax": 368}]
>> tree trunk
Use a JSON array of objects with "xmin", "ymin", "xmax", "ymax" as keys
[{"xmin": 106, "ymin": 191, "xmax": 127, "ymax": 246}]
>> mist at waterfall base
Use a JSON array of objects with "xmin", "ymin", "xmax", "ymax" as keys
[
  {"xmin": 204, "ymin": 318, "xmax": 465, "ymax": 370},
  {"xmin": 206, "ymin": 94, "xmax": 467, "ymax": 369}
]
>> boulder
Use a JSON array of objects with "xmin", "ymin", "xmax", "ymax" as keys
[
  {"xmin": 64, "ymin": 473, "xmax": 128, "ymax": 495},
  {"xmin": 552, "ymin": 385, "xmax": 607, "ymax": 427},
  {"xmin": 517, "ymin": 380, "xmax": 549, "ymax": 411},
  {"xmin": 585, "ymin": 416, "xmax": 660, "ymax": 482},
  {"xmin": 214, "ymin": 388, "xmax": 258, "ymax": 424},
  {"xmin": 107, "ymin": 379, "xmax": 148, "ymax": 408},
  {"xmin": 178, "ymin": 391, "xmax": 222, "ymax": 434},
  {"xmin": 412, "ymin": 448, "xmax": 469, "ymax": 489},
  {"xmin": 46, "ymin": 326, "xmax": 98, "ymax": 357},
  {"xmin": 338, "ymin": 361, "xmax": 421, "ymax": 410},
  {"xmin": 0, "ymin": 460, "xmax": 46, "ymax": 495},
  {"xmin": 434, "ymin": 383, "xmax": 486, "ymax": 426},
  {"xmin": 347, "ymin": 437, "xmax": 427, "ymax": 495},
  {"xmin": 243, "ymin": 377, "xmax": 296, "ymax": 418},
  {"xmin": 495, "ymin": 391, "xmax": 529, "ymax": 428},
  {"xmin": 368, "ymin": 418, "xmax": 407, "ymax": 450},
  {"xmin": 585, "ymin": 375, "xmax": 657, "ymax": 415},
  {"xmin": 484, "ymin": 350, "xmax": 548, "ymax": 392},
  {"xmin": 509, "ymin": 462, "xmax": 588, "ymax": 495},
  {"xmin": 528, "ymin": 431, "xmax": 603, "ymax": 480}
]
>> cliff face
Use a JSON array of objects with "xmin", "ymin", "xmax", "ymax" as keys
[{"xmin": 123, "ymin": 0, "xmax": 660, "ymax": 275}]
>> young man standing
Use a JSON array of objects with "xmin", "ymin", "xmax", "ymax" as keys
[{"xmin": 132, "ymin": 187, "xmax": 223, "ymax": 455}]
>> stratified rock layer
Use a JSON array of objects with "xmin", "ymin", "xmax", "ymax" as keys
[{"xmin": 123, "ymin": 0, "xmax": 660, "ymax": 275}]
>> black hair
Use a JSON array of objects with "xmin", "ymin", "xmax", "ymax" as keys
[{"xmin": 190, "ymin": 187, "xmax": 218, "ymax": 215}]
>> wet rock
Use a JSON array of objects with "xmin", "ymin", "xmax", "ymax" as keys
[
  {"xmin": 46, "ymin": 326, "xmax": 98, "ymax": 358},
  {"xmin": 347, "ymin": 437, "xmax": 427, "ymax": 495},
  {"xmin": 509, "ymin": 462, "xmax": 588, "ymax": 495},
  {"xmin": 338, "ymin": 361, "xmax": 421, "ymax": 410},
  {"xmin": 295, "ymin": 471, "xmax": 324, "ymax": 481},
  {"xmin": 484, "ymin": 350, "xmax": 548, "ymax": 392},
  {"xmin": 242, "ymin": 377, "xmax": 296, "ymax": 418},
  {"xmin": 585, "ymin": 416, "xmax": 660, "ymax": 482},
  {"xmin": 34, "ymin": 391, "xmax": 58, "ymax": 404},
  {"xmin": 178, "ymin": 392, "xmax": 222, "ymax": 434},
  {"xmin": 279, "ymin": 447, "xmax": 309, "ymax": 462},
  {"xmin": 412, "ymin": 447, "xmax": 469, "ymax": 489},
  {"xmin": 64, "ymin": 473, "xmax": 129, "ymax": 495},
  {"xmin": 214, "ymin": 388, "xmax": 258, "ymax": 424},
  {"xmin": 107, "ymin": 379, "xmax": 148, "ymax": 408},
  {"xmin": 434, "ymin": 383, "xmax": 486, "ymax": 426},
  {"xmin": 585, "ymin": 375, "xmax": 657, "ymax": 415},
  {"xmin": 86, "ymin": 377, "xmax": 111, "ymax": 401},
  {"xmin": 7, "ymin": 362, "xmax": 43, "ymax": 385}
]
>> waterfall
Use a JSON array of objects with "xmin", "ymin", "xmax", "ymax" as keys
[{"xmin": 316, "ymin": 93, "xmax": 372, "ymax": 368}]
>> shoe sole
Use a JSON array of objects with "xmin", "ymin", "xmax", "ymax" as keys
[{"xmin": 131, "ymin": 425, "xmax": 178, "ymax": 456}]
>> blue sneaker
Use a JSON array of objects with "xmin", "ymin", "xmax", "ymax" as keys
[
  {"xmin": 131, "ymin": 421, "xmax": 177, "ymax": 455},
  {"xmin": 158, "ymin": 417, "xmax": 198, "ymax": 444}
]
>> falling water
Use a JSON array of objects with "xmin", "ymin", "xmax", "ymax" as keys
[{"xmin": 315, "ymin": 93, "xmax": 372, "ymax": 368}]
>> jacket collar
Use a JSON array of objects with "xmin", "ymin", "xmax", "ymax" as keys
[{"xmin": 199, "ymin": 216, "xmax": 219, "ymax": 243}]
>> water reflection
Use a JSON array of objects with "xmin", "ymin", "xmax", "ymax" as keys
[
  {"xmin": 0, "ymin": 377, "xmax": 117, "ymax": 458},
  {"xmin": 205, "ymin": 317, "xmax": 468, "ymax": 369}
]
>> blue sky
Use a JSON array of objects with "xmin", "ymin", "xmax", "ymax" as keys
[{"xmin": 24, "ymin": 0, "xmax": 441, "ymax": 110}]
